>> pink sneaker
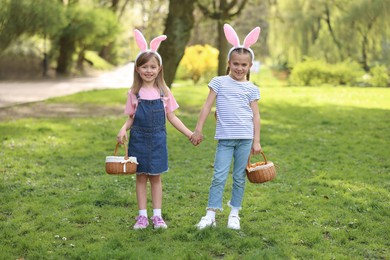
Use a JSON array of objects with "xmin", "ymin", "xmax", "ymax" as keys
[
  {"xmin": 151, "ymin": 215, "xmax": 167, "ymax": 229},
  {"xmin": 133, "ymin": 215, "xmax": 149, "ymax": 230}
]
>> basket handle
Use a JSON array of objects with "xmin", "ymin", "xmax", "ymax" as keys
[
  {"xmin": 114, "ymin": 142, "xmax": 129, "ymax": 160},
  {"xmin": 247, "ymin": 151, "xmax": 268, "ymax": 167}
]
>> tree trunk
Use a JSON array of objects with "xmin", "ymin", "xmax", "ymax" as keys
[
  {"xmin": 76, "ymin": 48, "xmax": 86, "ymax": 72},
  {"xmin": 217, "ymin": 19, "xmax": 230, "ymax": 76},
  {"xmin": 159, "ymin": 0, "xmax": 195, "ymax": 88},
  {"xmin": 56, "ymin": 34, "xmax": 76, "ymax": 76},
  {"xmin": 361, "ymin": 34, "xmax": 370, "ymax": 72},
  {"xmin": 197, "ymin": 0, "xmax": 248, "ymax": 76},
  {"xmin": 324, "ymin": 4, "xmax": 343, "ymax": 60}
]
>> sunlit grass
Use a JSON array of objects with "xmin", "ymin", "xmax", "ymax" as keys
[{"xmin": 0, "ymin": 72, "xmax": 389, "ymax": 259}]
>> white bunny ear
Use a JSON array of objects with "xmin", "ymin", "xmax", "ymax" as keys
[
  {"xmin": 150, "ymin": 35, "xmax": 167, "ymax": 51},
  {"xmin": 134, "ymin": 29, "xmax": 148, "ymax": 51},
  {"xmin": 223, "ymin": 24, "xmax": 240, "ymax": 47},
  {"xmin": 243, "ymin": 27, "xmax": 261, "ymax": 48}
]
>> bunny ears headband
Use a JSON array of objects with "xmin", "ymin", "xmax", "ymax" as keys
[
  {"xmin": 134, "ymin": 29, "xmax": 167, "ymax": 64},
  {"xmin": 224, "ymin": 24, "xmax": 261, "ymax": 62}
]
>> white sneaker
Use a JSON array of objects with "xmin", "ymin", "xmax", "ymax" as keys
[
  {"xmin": 227, "ymin": 215, "xmax": 240, "ymax": 230},
  {"xmin": 196, "ymin": 216, "xmax": 216, "ymax": 229}
]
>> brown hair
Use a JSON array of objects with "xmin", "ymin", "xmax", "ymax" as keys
[
  {"xmin": 225, "ymin": 48, "xmax": 252, "ymax": 80},
  {"xmin": 131, "ymin": 52, "xmax": 170, "ymax": 96}
]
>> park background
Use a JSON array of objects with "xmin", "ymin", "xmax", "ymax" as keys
[{"xmin": 0, "ymin": 0, "xmax": 389, "ymax": 259}]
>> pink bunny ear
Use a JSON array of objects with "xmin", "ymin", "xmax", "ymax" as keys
[
  {"xmin": 223, "ymin": 24, "xmax": 240, "ymax": 47},
  {"xmin": 243, "ymin": 27, "xmax": 261, "ymax": 48},
  {"xmin": 150, "ymin": 35, "xmax": 167, "ymax": 51},
  {"xmin": 134, "ymin": 29, "xmax": 148, "ymax": 51}
]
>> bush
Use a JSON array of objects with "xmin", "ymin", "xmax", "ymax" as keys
[
  {"xmin": 290, "ymin": 59, "xmax": 365, "ymax": 86},
  {"xmin": 369, "ymin": 65, "xmax": 389, "ymax": 87},
  {"xmin": 177, "ymin": 44, "xmax": 219, "ymax": 84},
  {"xmin": 289, "ymin": 59, "xmax": 329, "ymax": 86},
  {"xmin": 329, "ymin": 61, "xmax": 364, "ymax": 85}
]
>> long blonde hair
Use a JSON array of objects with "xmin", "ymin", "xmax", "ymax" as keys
[
  {"xmin": 225, "ymin": 48, "xmax": 252, "ymax": 80},
  {"xmin": 131, "ymin": 52, "xmax": 170, "ymax": 96}
]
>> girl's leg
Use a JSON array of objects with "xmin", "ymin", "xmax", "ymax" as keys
[
  {"xmin": 226, "ymin": 139, "xmax": 252, "ymax": 230},
  {"xmin": 134, "ymin": 174, "xmax": 149, "ymax": 229},
  {"xmin": 136, "ymin": 174, "xmax": 149, "ymax": 210},
  {"xmin": 149, "ymin": 175, "xmax": 162, "ymax": 210},
  {"xmin": 197, "ymin": 140, "xmax": 234, "ymax": 229},
  {"xmin": 207, "ymin": 140, "xmax": 234, "ymax": 210},
  {"xmin": 230, "ymin": 139, "xmax": 252, "ymax": 209},
  {"xmin": 149, "ymin": 174, "xmax": 167, "ymax": 228}
]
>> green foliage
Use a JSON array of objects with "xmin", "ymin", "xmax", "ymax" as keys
[
  {"xmin": 269, "ymin": 0, "xmax": 390, "ymax": 69},
  {"xmin": 369, "ymin": 65, "xmax": 389, "ymax": 87},
  {"xmin": 290, "ymin": 59, "xmax": 365, "ymax": 86},
  {"xmin": 0, "ymin": 0, "xmax": 121, "ymax": 75},
  {"xmin": 68, "ymin": 6, "xmax": 121, "ymax": 49},
  {"xmin": 177, "ymin": 44, "xmax": 219, "ymax": 84},
  {"xmin": 0, "ymin": 0, "xmax": 65, "ymax": 51},
  {"xmin": 51, "ymin": 4, "xmax": 121, "ymax": 74}
]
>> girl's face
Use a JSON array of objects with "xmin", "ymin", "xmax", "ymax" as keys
[
  {"xmin": 228, "ymin": 52, "xmax": 252, "ymax": 82},
  {"xmin": 136, "ymin": 57, "xmax": 161, "ymax": 85}
]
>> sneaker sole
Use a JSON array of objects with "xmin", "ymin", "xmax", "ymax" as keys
[
  {"xmin": 154, "ymin": 225, "xmax": 168, "ymax": 229},
  {"xmin": 133, "ymin": 225, "xmax": 149, "ymax": 230},
  {"xmin": 227, "ymin": 225, "xmax": 240, "ymax": 230},
  {"xmin": 196, "ymin": 222, "xmax": 216, "ymax": 230}
]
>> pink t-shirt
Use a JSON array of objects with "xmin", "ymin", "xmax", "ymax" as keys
[{"xmin": 124, "ymin": 87, "xmax": 179, "ymax": 116}]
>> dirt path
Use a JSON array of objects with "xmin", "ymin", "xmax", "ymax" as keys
[
  {"xmin": 0, "ymin": 63, "xmax": 133, "ymax": 121},
  {"xmin": 0, "ymin": 63, "xmax": 133, "ymax": 108},
  {"xmin": 0, "ymin": 102, "xmax": 124, "ymax": 121}
]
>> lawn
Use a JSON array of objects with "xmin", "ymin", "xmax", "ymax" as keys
[{"xmin": 0, "ymin": 71, "xmax": 389, "ymax": 259}]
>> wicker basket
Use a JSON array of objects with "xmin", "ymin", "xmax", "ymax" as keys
[
  {"xmin": 105, "ymin": 143, "xmax": 138, "ymax": 175},
  {"xmin": 246, "ymin": 151, "xmax": 276, "ymax": 183}
]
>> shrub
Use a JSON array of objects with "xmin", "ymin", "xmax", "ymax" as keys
[
  {"xmin": 369, "ymin": 65, "xmax": 389, "ymax": 87},
  {"xmin": 289, "ymin": 59, "xmax": 329, "ymax": 86},
  {"xmin": 177, "ymin": 44, "xmax": 219, "ymax": 84},
  {"xmin": 329, "ymin": 61, "xmax": 364, "ymax": 86},
  {"xmin": 290, "ymin": 59, "xmax": 365, "ymax": 86}
]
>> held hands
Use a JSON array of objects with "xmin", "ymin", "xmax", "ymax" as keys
[{"xmin": 190, "ymin": 130, "xmax": 203, "ymax": 146}]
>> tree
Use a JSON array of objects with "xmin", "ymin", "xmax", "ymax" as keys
[
  {"xmin": 98, "ymin": 0, "xmax": 131, "ymax": 63},
  {"xmin": 55, "ymin": 5, "xmax": 120, "ymax": 75},
  {"xmin": 197, "ymin": 0, "xmax": 248, "ymax": 75},
  {"xmin": 341, "ymin": 0, "xmax": 390, "ymax": 70},
  {"xmin": 0, "ymin": 0, "xmax": 65, "ymax": 53},
  {"xmin": 158, "ymin": 0, "xmax": 196, "ymax": 87},
  {"xmin": 268, "ymin": 0, "xmax": 390, "ymax": 70}
]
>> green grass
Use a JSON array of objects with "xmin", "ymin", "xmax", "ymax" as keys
[{"xmin": 1, "ymin": 71, "xmax": 389, "ymax": 259}]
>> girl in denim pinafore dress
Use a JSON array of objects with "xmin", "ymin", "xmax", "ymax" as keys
[
  {"xmin": 129, "ymin": 91, "xmax": 168, "ymax": 174},
  {"xmin": 117, "ymin": 30, "xmax": 193, "ymax": 230}
]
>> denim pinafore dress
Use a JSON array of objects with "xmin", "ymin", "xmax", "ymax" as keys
[{"xmin": 128, "ymin": 91, "xmax": 168, "ymax": 174}]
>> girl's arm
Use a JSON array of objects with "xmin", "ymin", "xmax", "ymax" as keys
[
  {"xmin": 191, "ymin": 89, "xmax": 217, "ymax": 143},
  {"xmin": 117, "ymin": 116, "xmax": 134, "ymax": 144},
  {"xmin": 166, "ymin": 112, "xmax": 193, "ymax": 138},
  {"xmin": 250, "ymin": 100, "xmax": 262, "ymax": 154}
]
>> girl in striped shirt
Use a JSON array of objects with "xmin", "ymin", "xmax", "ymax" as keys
[{"xmin": 191, "ymin": 24, "xmax": 262, "ymax": 230}]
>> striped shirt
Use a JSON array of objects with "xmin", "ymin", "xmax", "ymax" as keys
[{"xmin": 209, "ymin": 75, "xmax": 260, "ymax": 140}]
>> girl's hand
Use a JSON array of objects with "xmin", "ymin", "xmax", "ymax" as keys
[
  {"xmin": 251, "ymin": 142, "xmax": 262, "ymax": 154},
  {"xmin": 117, "ymin": 129, "xmax": 128, "ymax": 144},
  {"xmin": 190, "ymin": 131, "xmax": 203, "ymax": 146}
]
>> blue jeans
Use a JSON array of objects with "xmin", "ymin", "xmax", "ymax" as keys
[{"xmin": 207, "ymin": 139, "xmax": 252, "ymax": 211}]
